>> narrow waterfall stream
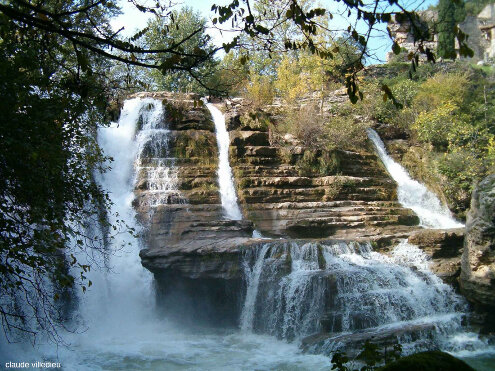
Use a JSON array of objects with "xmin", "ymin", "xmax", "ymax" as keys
[
  {"xmin": 206, "ymin": 103, "xmax": 243, "ymax": 220},
  {"xmin": 367, "ymin": 128, "xmax": 463, "ymax": 229},
  {"xmin": 240, "ymin": 245, "xmax": 271, "ymax": 331},
  {"xmin": 203, "ymin": 102, "xmax": 271, "ymax": 332}
]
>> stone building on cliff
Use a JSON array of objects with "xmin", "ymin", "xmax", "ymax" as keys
[{"xmin": 387, "ymin": 3, "xmax": 495, "ymax": 62}]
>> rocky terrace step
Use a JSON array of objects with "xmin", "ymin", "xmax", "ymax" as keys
[
  {"xmin": 237, "ymin": 176, "xmax": 395, "ymax": 188},
  {"xmin": 244, "ymin": 200, "xmax": 406, "ymax": 209}
]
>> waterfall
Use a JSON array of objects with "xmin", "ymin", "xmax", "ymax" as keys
[
  {"xmin": 239, "ymin": 240, "xmax": 492, "ymax": 355},
  {"xmin": 74, "ymin": 98, "xmax": 169, "ymax": 338},
  {"xmin": 3, "ymin": 100, "xmax": 491, "ymax": 370},
  {"xmin": 366, "ymin": 128, "xmax": 463, "ymax": 229},
  {"xmin": 14, "ymin": 97, "xmax": 331, "ymax": 370},
  {"xmin": 206, "ymin": 103, "xmax": 243, "ymax": 220},
  {"xmin": 135, "ymin": 99, "xmax": 181, "ymax": 209},
  {"xmin": 240, "ymin": 244, "xmax": 271, "ymax": 331}
]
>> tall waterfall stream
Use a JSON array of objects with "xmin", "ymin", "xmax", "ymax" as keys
[
  {"xmin": 1, "ymin": 99, "xmax": 493, "ymax": 370},
  {"xmin": 206, "ymin": 103, "xmax": 243, "ymax": 220}
]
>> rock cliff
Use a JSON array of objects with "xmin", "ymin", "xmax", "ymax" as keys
[
  {"xmin": 133, "ymin": 93, "xmax": 494, "ymax": 340},
  {"xmin": 226, "ymin": 101, "xmax": 420, "ymax": 242},
  {"xmin": 460, "ymin": 174, "xmax": 495, "ymax": 332}
]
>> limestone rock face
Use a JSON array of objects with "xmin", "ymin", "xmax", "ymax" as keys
[
  {"xmin": 131, "ymin": 94, "xmax": 226, "ymax": 248},
  {"xmin": 460, "ymin": 174, "xmax": 495, "ymax": 308},
  {"xmin": 133, "ymin": 94, "xmax": 444, "ymax": 327},
  {"xmin": 228, "ymin": 104, "xmax": 421, "ymax": 242},
  {"xmin": 408, "ymin": 228, "xmax": 464, "ymax": 285}
]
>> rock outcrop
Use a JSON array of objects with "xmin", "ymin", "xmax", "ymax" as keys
[
  {"xmin": 134, "ymin": 93, "xmax": 475, "ymax": 335},
  {"xmin": 226, "ymin": 102, "xmax": 420, "ymax": 242},
  {"xmin": 408, "ymin": 228, "xmax": 464, "ymax": 286},
  {"xmin": 460, "ymin": 174, "xmax": 495, "ymax": 331},
  {"xmin": 130, "ymin": 93, "xmax": 250, "ymax": 249}
]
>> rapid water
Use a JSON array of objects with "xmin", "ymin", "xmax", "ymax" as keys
[
  {"xmin": 206, "ymin": 103, "xmax": 243, "ymax": 220},
  {"xmin": 367, "ymin": 128, "xmax": 463, "ymax": 229},
  {"xmin": 239, "ymin": 240, "xmax": 494, "ymax": 359},
  {"xmin": 240, "ymin": 244, "xmax": 271, "ymax": 331}
]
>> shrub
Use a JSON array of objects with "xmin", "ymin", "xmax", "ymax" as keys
[
  {"xmin": 279, "ymin": 146, "xmax": 294, "ymax": 164},
  {"xmin": 436, "ymin": 150, "xmax": 483, "ymax": 215},
  {"xmin": 174, "ymin": 132, "xmax": 216, "ymax": 164},
  {"xmin": 487, "ymin": 136, "xmax": 495, "ymax": 169},
  {"xmin": 283, "ymin": 104, "xmax": 327, "ymax": 148},
  {"xmin": 296, "ymin": 150, "xmax": 317, "ymax": 176},
  {"xmin": 413, "ymin": 101, "xmax": 458, "ymax": 148},
  {"xmin": 413, "ymin": 72, "xmax": 468, "ymax": 111},
  {"xmin": 325, "ymin": 115, "xmax": 369, "ymax": 151},
  {"xmin": 244, "ymin": 75, "xmax": 274, "ymax": 109},
  {"xmin": 295, "ymin": 149, "xmax": 341, "ymax": 176}
]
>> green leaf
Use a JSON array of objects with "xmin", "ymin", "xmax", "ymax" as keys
[{"xmin": 392, "ymin": 42, "xmax": 401, "ymax": 55}]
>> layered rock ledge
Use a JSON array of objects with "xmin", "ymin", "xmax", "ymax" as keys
[
  {"xmin": 460, "ymin": 174, "xmax": 495, "ymax": 332},
  {"xmin": 225, "ymin": 100, "xmax": 422, "ymax": 241}
]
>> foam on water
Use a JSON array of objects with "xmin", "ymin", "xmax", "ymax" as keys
[
  {"xmin": 2, "ymin": 100, "xmax": 493, "ymax": 371},
  {"xmin": 239, "ymin": 239, "xmax": 495, "ymax": 358},
  {"xmin": 0, "ymin": 98, "xmax": 334, "ymax": 370}
]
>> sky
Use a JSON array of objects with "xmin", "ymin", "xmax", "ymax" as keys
[
  {"xmin": 111, "ymin": 0, "xmax": 439, "ymax": 64},
  {"xmin": 111, "ymin": 0, "xmax": 235, "ymax": 46}
]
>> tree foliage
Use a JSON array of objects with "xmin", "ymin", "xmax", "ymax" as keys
[
  {"xmin": 142, "ymin": 6, "xmax": 220, "ymax": 93},
  {"xmin": 211, "ymin": 0, "xmax": 473, "ymax": 103},
  {"xmin": 0, "ymin": 0, "xmax": 226, "ymax": 343},
  {"xmin": 352, "ymin": 63, "xmax": 495, "ymax": 216},
  {"xmin": 437, "ymin": 0, "xmax": 456, "ymax": 59},
  {"xmin": 0, "ymin": 0, "xmax": 119, "ymax": 343}
]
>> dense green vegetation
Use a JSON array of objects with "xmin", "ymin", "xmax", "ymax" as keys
[
  {"xmin": 0, "ymin": 0, "xmax": 119, "ymax": 343},
  {"xmin": 227, "ymin": 42, "xmax": 494, "ymax": 219},
  {"xmin": 141, "ymin": 7, "xmax": 219, "ymax": 94},
  {"xmin": 351, "ymin": 62, "xmax": 495, "ymax": 218},
  {"xmin": 437, "ymin": 0, "xmax": 462, "ymax": 59}
]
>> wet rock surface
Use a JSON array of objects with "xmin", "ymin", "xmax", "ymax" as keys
[
  {"xmin": 302, "ymin": 322, "xmax": 436, "ymax": 357},
  {"xmin": 132, "ymin": 93, "xmax": 493, "ymax": 349},
  {"xmin": 226, "ymin": 102, "xmax": 422, "ymax": 241}
]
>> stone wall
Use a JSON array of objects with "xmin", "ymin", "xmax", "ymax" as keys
[{"xmin": 387, "ymin": 4, "xmax": 495, "ymax": 62}]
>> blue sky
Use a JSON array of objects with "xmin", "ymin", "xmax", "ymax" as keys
[{"xmin": 112, "ymin": 0, "xmax": 438, "ymax": 64}]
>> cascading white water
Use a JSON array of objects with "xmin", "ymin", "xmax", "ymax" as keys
[
  {"xmin": 206, "ymin": 103, "xmax": 243, "ymax": 220},
  {"xmin": 240, "ymin": 240, "xmax": 493, "ymax": 357},
  {"xmin": 55, "ymin": 98, "xmax": 330, "ymax": 370},
  {"xmin": 367, "ymin": 128, "xmax": 463, "ymax": 229},
  {"xmin": 67, "ymin": 98, "xmax": 164, "ymax": 344},
  {"xmin": 135, "ymin": 100, "xmax": 181, "ymax": 209},
  {"xmin": 240, "ymin": 244, "xmax": 271, "ymax": 331}
]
